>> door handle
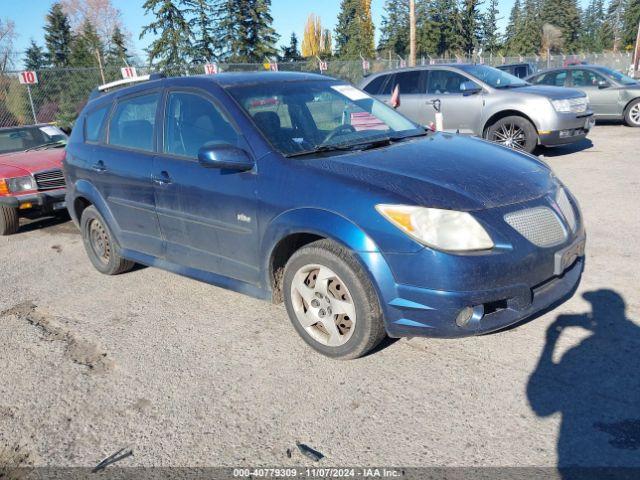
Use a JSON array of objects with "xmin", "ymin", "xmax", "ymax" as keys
[
  {"xmin": 153, "ymin": 171, "xmax": 172, "ymax": 185},
  {"xmin": 91, "ymin": 161, "xmax": 106, "ymax": 173}
]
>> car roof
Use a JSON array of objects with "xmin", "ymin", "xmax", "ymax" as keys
[{"xmin": 86, "ymin": 71, "xmax": 335, "ymax": 108}]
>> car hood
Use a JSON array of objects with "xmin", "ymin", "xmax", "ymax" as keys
[
  {"xmin": 307, "ymin": 133, "xmax": 555, "ymax": 212},
  {"xmin": 513, "ymin": 85, "xmax": 585, "ymax": 99},
  {"xmin": 0, "ymin": 149, "xmax": 65, "ymax": 177}
]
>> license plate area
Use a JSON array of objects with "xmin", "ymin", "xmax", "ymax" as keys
[{"xmin": 554, "ymin": 236, "xmax": 586, "ymax": 275}]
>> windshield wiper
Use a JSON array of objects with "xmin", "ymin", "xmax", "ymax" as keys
[
  {"xmin": 25, "ymin": 140, "xmax": 66, "ymax": 152},
  {"xmin": 495, "ymin": 84, "xmax": 528, "ymax": 89},
  {"xmin": 285, "ymin": 130, "xmax": 429, "ymax": 158}
]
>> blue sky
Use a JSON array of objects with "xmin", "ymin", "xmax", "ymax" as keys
[{"xmin": 7, "ymin": 0, "xmax": 572, "ymax": 57}]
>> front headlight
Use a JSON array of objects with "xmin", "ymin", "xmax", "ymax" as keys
[
  {"xmin": 376, "ymin": 205, "xmax": 494, "ymax": 252},
  {"xmin": 6, "ymin": 175, "xmax": 36, "ymax": 193},
  {"xmin": 551, "ymin": 97, "xmax": 587, "ymax": 114}
]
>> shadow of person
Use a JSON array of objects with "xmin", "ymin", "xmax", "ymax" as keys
[{"xmin": 527, "ymin": 290, "xmax": 640, "ymax": 479}]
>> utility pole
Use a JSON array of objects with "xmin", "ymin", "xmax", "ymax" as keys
[
  {"xmin": 634, "ymin": 20, "xmax": 640, "ymax": 78},
  {"xmin": 409, "ymin": 0, "xmax": 416, "ymax": 67}
]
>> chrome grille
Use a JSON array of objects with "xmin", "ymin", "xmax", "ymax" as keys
[
  {"xmin": 504, "ymin": 207, "xmax": 567, "ymax": 247},
  {"xmin": 556, "ymin": 189, "xmax": 577, "ymax": 232},
  {"xmin": 34, "ymin": 169, "xmax": 66, "ymax": 190}
]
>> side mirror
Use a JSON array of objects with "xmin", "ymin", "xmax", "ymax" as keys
[
  {"xmin": 597, "ymin": 80, "xmax": 611, "ymax": 89},
  {"xmin": 198, "ymin": 143, "xmax": 254, "ymax": 171},
  {"xmin": 461, "ymin": 81, "xmax": 482, "ymax": 96}
]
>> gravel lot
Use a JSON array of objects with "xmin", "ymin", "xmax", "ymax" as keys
[{"xmin": 1, "ymin": 125, "xmax": 638, "ymax": 470}]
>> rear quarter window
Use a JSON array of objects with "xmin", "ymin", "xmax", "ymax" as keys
[
  {"xmin": 363, "ymin": 75, "xmax": 388, "ymax": 95},
  {"xmin": 84, "ymin": 105, "xmax": 110, "ymax": 143}
]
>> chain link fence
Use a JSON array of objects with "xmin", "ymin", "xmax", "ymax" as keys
[{"xmin": 0, "ymin": 51, "xmax": 635, "ymax": 128}]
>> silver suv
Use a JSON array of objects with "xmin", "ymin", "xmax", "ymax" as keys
[{"xmin": 359, "ymin": 64, "xmax": 594, "ymax": 153}]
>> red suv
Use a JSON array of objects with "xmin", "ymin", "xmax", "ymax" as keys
[{"xmin": 0, "ymin": 124, "xmax": 68, "ymax": 235}]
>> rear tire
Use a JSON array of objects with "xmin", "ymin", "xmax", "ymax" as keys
[
  {"xmin": 283, "ymin": 239, "xmax": 386, "ymax": 360},
  {"xmin": 486, "ymin": 115, "xmax": 538, "ymax": 153},
  {"xmin": 80, "ymin": 205, "xmax": 134, "ymax": 275},
  {"xmin": 0, "ymin": 206, "xmax": 19, "ymax": 236},
  {"xmin": 624, "ymin": 99, "xmax": 640, "ymax": 127}
]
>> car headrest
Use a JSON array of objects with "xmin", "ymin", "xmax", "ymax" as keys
[{"xmin": 252, "ymin": 111, "xmax": 281, "ymax": 131}]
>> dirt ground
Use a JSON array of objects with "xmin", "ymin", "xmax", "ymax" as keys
[{"xmin": 0, "ymin": 125, "xmax": 638, "ymax": 470}]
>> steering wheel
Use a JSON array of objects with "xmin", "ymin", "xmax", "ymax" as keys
[{"xmin": 323, "ymin": 124, "xmax": 356, "ymax": 144}]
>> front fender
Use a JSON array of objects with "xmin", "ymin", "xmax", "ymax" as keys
[{"xmin": 261, "ymin": 208, "xmax": 399, "ymax": 314}]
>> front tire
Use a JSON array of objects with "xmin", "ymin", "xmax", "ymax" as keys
[
  {"xmin": 80, "ymin": 205, "xmax": 134, "ymax": 275},
  {"xmin": 624, "ymin": 99, "xmax": 640, "ymax": 127},
  {"xmin": 283, "ymin": 239, "xmax": 386, "ymax": 360},
  {"xmin": 0, "ymin": 206, "xmax": 19, "ymax": 236},
  {"xmin": 486, "ymin": 115, "xmax": 538, "ymax": 153}
]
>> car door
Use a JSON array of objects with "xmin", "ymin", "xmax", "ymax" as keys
[
  {"xmin": 153, "ymin": 88, "xmax": 259, "ymax": 284},
  {"xmin": 385, "ymin": 70, "xmax": 430, "ymax": 125},
  {"xmin": 423, "ymin": 69, "xmax": 483, "ymax": 134},
  {"xmin": 96, "ymin": 90, "xmax": 163, "ymax": 257},
  {"xmin": 570, "ymin": 69, "xmax": 620, "ymax": 117}
]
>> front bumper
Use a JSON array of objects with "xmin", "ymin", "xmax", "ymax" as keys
[
  {"xmin": 0, "ymin": 188, "xmax": 66, "ymax": 210},
  {"xmin": 364, "ymin": 194, "xmax": 586, "ymax": 339},
  {"xmin": 538, "ymin": 114, "xmax": 595, "ymax": 147}
]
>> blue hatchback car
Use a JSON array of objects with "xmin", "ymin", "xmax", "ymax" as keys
[{"xmin": 64, "ymin": 72, "xmax": 585, "ymax": 359}]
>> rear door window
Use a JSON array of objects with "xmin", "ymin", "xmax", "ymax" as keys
[
  {"xmin": 84, "ymin": 105, "xmax": 110, "ymax": 143},
  {"xmin": 108, "ymin": 92, "xmax": 159, "ymax": 152},
  {"xmin": 393, "ymin": 70, "xmax": 426, "ymax": 94}
]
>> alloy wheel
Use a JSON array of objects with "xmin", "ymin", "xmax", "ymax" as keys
[
  {"xmin": 290, "ymin": 264, "xmax": 357, "ymax": 347},
  {"xmin": 491, "ymin": 123, "xmax": 527, "ymax": 150}
]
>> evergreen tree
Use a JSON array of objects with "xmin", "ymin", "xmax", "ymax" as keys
[
  {"xmin": 106, "ymin": 26, "xmax": 129, "ymax": 65},
  {"xmin": 44, "ymin": 2, "xmax": 73, "ymax": 67},
  {"xmin": 504, "ymin": 0, "xmax": 523, "ymax": 54},
  {"xmin": 70, "ymin": 20, "xmax": 103, "ymax": 67},
  {"xmin": 540, "ymin": 0, "xmax": 581, "ymax": 52},
  {"xmin": 24, "ymin": 40, "xmax": 46, "ymax": 70},
  {"xmin": 460, "ymin": 0, "xmax": 483, "ymax": 55},
  {"xmin": 519, "ymin": 0, "xmax": 543, "ymax": 54},
  {"xmin": 622, "ymin": 0, "xmax": 640, "ymax": 49},
  {"xmin": 581, "ymin": 0, "xmax": 606, "ymax": 52},
  {"xmin": 335, "ymin": 0, "xmax": 375, "ymax": 59},
  {"xmin": 185, "ymin": 0, "xmax": 216, "ymax": 61},
  {"xmin": 141, "ymin": 0, "xmax": 193, "ymax": 66},
  {"xmin": 214, "ymin": 0, "xmax": 278, "ymax": 62},
  {"xmin": 378, "ymin": 0, "xmax": 409, "ymax": 56},
  {"xmin": 602, "ymin": 0, "xmax": 626, "ymax": 50},
  {"xmin": 429, "ymin": 0, "xmax": 463, "ymax": 56},
  {"xmin": 281, "ymin": 33, "xmax": 301, "ymax": 61},
  {"xmin": 481, "ymin": 0, "xmax": 501, "ymax": 54}
]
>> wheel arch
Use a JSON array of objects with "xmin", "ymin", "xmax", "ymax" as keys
[
  {"xmin": 69, "ymin": 180, "xmax": 120, "ymax": 237},
  {"xmin": 262, "ymin": 209, "xmax": 382, "ymax": 304},
  {"xmin": 623, "ymin": 96, "xmax": 640, "ymax": 119},
  {"xmin": 482, "ymin": 110, "xmax": 539, "ymax": 138}
]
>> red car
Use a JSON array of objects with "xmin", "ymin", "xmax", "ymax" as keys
[{"xmin": 0, "ymin": 124, "xmax": 68, "ymax": 235}]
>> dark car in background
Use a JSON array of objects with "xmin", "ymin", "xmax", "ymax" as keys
[
  {"xmin": 527, "ymin": 65, "xmax": 640, "ymax": 127},
  {"xmin": 0, "ymin": 124, "xmax": 68, "ymax": 235},
  {"xmin": 497, "ymin": 62, "xmax": 538, "ymax": 79},
  {"xmin": 64, "ymin": 72, "xmax": 585, "ymax": 359}
]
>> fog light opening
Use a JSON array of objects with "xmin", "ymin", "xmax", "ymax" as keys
[{"xmin": 456, "ymin": 305, "xmax": 484, "ymax": 328}]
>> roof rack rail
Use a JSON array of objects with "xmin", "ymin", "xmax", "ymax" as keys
[{"xmin": 88, "ymin": 72, "xmax": 165, "ymax": 101}]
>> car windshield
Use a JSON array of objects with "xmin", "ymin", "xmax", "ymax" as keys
[
  {"xmin": 458, "ymin": 64, "xmax": 529, "ymax": 89},
  {"xmin": 595, "ymin": 67, "xmax": 639, "ymax": 86},
  {"xmin": 0, "ymin": 125, "xmax": 67, "ymax": 155},
  {"xmin": 227, "ymin": 80, "xmax": 425, "ymax": 156}
]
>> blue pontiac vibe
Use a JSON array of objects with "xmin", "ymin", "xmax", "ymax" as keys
[{"xmin": 64, "ymin": 72, "xmax": 585, "ymax": 359}]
